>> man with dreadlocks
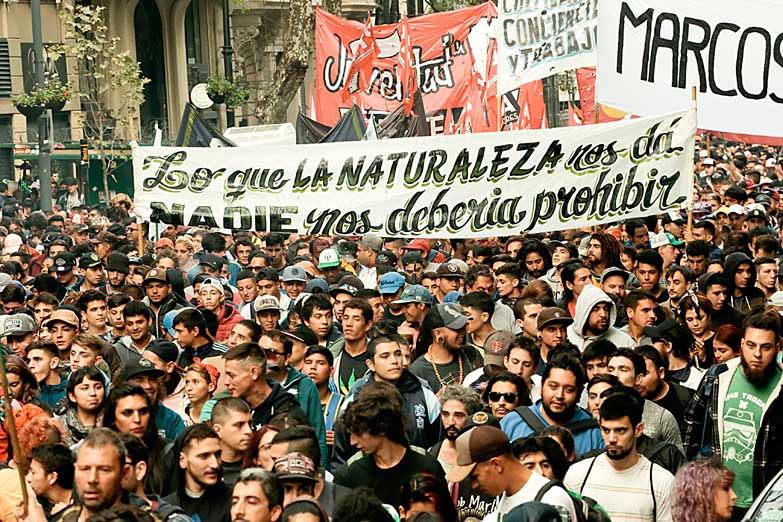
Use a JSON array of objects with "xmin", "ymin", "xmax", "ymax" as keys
[{"xmin": 585, "ymin": 232, "xmax": 624, "ymax": 279}]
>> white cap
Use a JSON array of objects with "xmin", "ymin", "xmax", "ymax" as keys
[
  {"xmin": 768, "ymin": 291, "xmax": 783, "ymax": 307},
  {"xmin": 3, "ymin": 234, "xmax": 22, "ymax": 255},
  {"xmin": 727, "ymin": 204, "xmax": 745, "ymax": 216}
]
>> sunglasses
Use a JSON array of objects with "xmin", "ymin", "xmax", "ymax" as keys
[
  {"xmin": 263, "ymin": 348, "xmax": 286, "ymax": 357},
  {"xmin": 488, "ymin": 392, "xmax": 517, "ymax": 403}
]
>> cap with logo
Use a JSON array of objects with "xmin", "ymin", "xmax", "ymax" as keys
[
  {"xmin": 3, "ymin": 313, "xmax": 36, "ymax": 337},
  {"xmin": 392, "ymin": 284, "xmax": 433, "ymax": 305},
  {"xmin": 79, "ymin": 252, "xmax": 104, "ymax": 269},
  {"xmin": 461, "ymin": 411, "xmax": 501, "ymax": 433},
  {"xmin": 483, "ymin": 330, "xmax": 515, "ymax": 367},
  {"xmin": 52, "ymin": 252, "xmax": 77, "ymax": 273},
  {"xmin": 337, "ymin": 241, "xmax": 358, "ymax": 262},
  {"xmin": 143, "ymin": 268, "xmax": 170, "ymax": 285},
  {"xmin": 436, "ymin": 262, "xmax": 465, "ymax": 279},
  {"xmin": 43, "ymin": 308, "xmax": 80, "ymax": 329},
  {"xmin": 273, "ymin": 452, "xmax": 317, "ymax": 482},
  {"xmin": 536, "ymin": 307, "xmax": 573, "ymax": 330},
  {"xmin": 106, "ymin": 252, "xmax": 130, "ymax": 274},
  {"xmin": 317, "ymin": 248, "xmax": 341, "ymax": 269},
  {"xmin": 401, "ymin": 252, "xmax": 424, "ymax": 266},
  {"xmin": 376, "ymin": 250, "xmax": 398, "ymax": 267},
  {"xmin": 199, "ymin": 254, "xmax": 225, "ymax": 269},
  {"xmin": 445, "ymin": 426, "xmax": 511, "ymax": 483},
  {"xmin": 430, "ymin": 303, "xmax": 469, "ymax": 330},
  {"xmin": 146, "ymin": 340, "xmax": 180, "ymax": 364},
  {"xmin": 255, "ymin": 294, "xmax": 282, "ymax": 313},
  {"xmin": 747, "ymin": 208, "xmax": 768, "ymax": 222},
  {"xmin": 651, "ymin": 232, "xmax": 684, "ymax": 249},
  {"xmin": 329, "ymin": 283, "xmax": 359, "ymax": 298},
  {"xmin": 662, "ymin": 211, "xmax": 686, "ymax": 225},
  {"xmin": 379, "ymin": 272, "xmax": 406, "ymax": 294},
  {"xmin": 90, "ymin": 231, "xmax": 118, "ymax": 245},
  {"xmin": 122, "ymin": 357, "xmax": 165, "ymax": 381},
  {"xmin": 282, "ymin": 266, "xmax": 308, "ymax": 283}
]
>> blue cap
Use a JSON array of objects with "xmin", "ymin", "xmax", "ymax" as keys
[
  {"xmin": 443, "ymin": 291, "xmax": 464, "ymax": 304},
  {"xmin": 163, "ymin": 309, "xmax": 181, "ymax": 338},
  {"xmin": 306, "ymin": 278, "xmax": 329, "ymax": 294},
  {"xmin": 379, "ymin": 272, "xmax": 406, "ymax": 294},
  {"xmin": 392, "ymin": 284, "xmax": 433, "ymax": 305}
]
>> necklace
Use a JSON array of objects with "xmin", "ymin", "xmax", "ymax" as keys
[{"xmin": 428, "ymin": 346, "xmax": 463, "ymax": 386}]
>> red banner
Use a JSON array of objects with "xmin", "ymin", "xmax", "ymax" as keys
[
  {"xmin": 315, "ymin": 3, "xmax": 497, "ymax": 135},
  {"xmin": 576, "ymin": 67, "xmax": 625, "ymax": 124}
]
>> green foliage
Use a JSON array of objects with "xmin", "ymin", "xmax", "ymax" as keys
[
  {"xmin": 206, "ymin": 74, "xmax": 249, "ymax": 108},
  {"xmin": 12, "ymin": 76, "xmax": 71, "ymax": 107}
]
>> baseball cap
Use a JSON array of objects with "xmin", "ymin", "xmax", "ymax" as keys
[
  {"xmin": 436, "ymin": 262, "xmax": 465, "ymax": 279},
  {"xmin": 379, "ymin": 272, "xmax": 406, "ymax": 294},
  {"xmin": 143, "ymin": 268, "xmax": 169, "ymax": 285},
  {"xmin": 306, "ymin": 278, "xmax": 329, "ymax": 294},
  {"xmin": 651, "ymin": 232, "xmax": 684, "ymax": 248},
  {"xmin": 445, "ymin": 426, "xmax": 511, "ymax": 483},
  {"xmin": 200, "ymin": 277, "xmax": 225, "ymax": 295},
  {"xmin": 461, "ymin": 411, "xmax": 502, "ymax": 433},
  {"xmin": 483, "ymin": 330, "xmax": 515, "ymax": 367},
  {"xmin": 317, "ymin": 248, "xmax": 341, "ymax": 269},
  {"xmin": 360, "ymin": 234, "xmax": 383, "ymax": 252},
  {"xmin": 392, "ymin": 284, "xmax": 433, "ymax": 305},
  {"xmin": 337, "ymin": 241, "xmax": 358, "ymax": 262},
  {"xmin": 329, "ymin": 283, "xmax": 359, "ymax": 298},
  {"xmin": 107, "ymin": 224, "xmax": 126, "ymax": 237},
  {"xmin": 376, "ymin": 250, "xmax": 398, "ymax": 266},
  {"xmin": 536, "ymin": 307, "xmax": 573, "ymax": 330},
  {"xmin": 401, "ymin": 238, "xmax": 430, "ymax": 253},
  {"xmin": 121, "ymin": 357, "xmax": 165, "ymax": 382},
  {"xmin": 282, "ymin": 266, "xmax": 308, "ymax": 283},
  {"xmin": 43, "ymin": 308, "xmax": 80, "ymax": 329},
  {"xmin": 430, "ymin": 303, "xmax": 469, "ymax": 330},
  {"xmin": 255, "ymin": 294, "xmax": 282, "ymax": 313},
  {"xmin": 768, "ymin": 291, "xmax": 783, "ymax": 307},
  {"xmin": 443, "ymin": 291, "xmax": 464, "ymax": 304},
  {"xmin": 728, "ymin": 204, "xmax": 745, "ymax": 216},
  {"xmin": 146, "ymin": 340, "xmax": 179, "ymax": 364},
  {"xmin": 401, "ymin": 252, "xmax": 424, "ymax": 266},
  {"xmin": 662, "ymin": 211, "xmax": 686, "ymax": 225},
  {"xmin": 106, "ymin": 252, "xmax": 130, "ymax": 274},
  {"xmin": 79, "ymin": 252, "xmax": 104, "ymax": 269},
  {"xmin": 52, "ymin": 252, "xmax": 76, "ymax": 273},
  {"xmin": 643, "ymin": 319, "xmax": 680, "ymax": 340},
  {"xmin": 162, "ymin": 309, "xmax": 180, "ymax": 338},
  {"xmin": 273, "ymin": 452, "xmax": 316, "ymax": 482},
  {"xmin": 90, "ymin": 231, "xmax": 117, "ymax": 245},
  {"xmin": 600, "ymin": 266, "xmax": 630, "ymax": 284},
  {"xmin": 3, "ymin": 314, "xmax": 36, "ymax": 336},
  {"xmin": 199, "ymin": 254, "xmax": 225, "ymax": 269},
  {"xmin": 3, "ymin": 234, "xmax": 22, "ymax": 255},
  {"xmin": 702, "ymin": 158, "xmax": 715, "ymax": 166},
  {"xmin": 747, "ymin": 208, "xmax": 768, "ymax": 222},
  {"xmin": 155, "ymin": 238, "xmax": 174, "ymax": 250}
]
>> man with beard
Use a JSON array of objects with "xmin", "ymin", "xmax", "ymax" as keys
[
  {"xmin": 683, "ymin": 312, "xmax": 783, "ymax": 520},
  {"xmin": 620, "ymin": 290, "xmax": 657, "ymax": 346},
  {"xmin": 164, "ymin": 424, "xmax": 232, "ymax": 522},
  {"xmin": 211, "ymin": 398, "xmax": 254, "ymax": 488},
  {"xmin": 662, "ymin": 265, "xmax": 693, "ymax": 319},
  {"xmin": 585, "ymin": 232, "xmax": 623, "ymax": 277},
  {"xmin": 517, "ymin": 239, "xmax": 551, "ymax": 281},
  {"xmin": 428, "ymin": 385, "xmax": 483, "ymax": 472},
  {"xmin": 500, "ymin": 353, "xmax": 604, "ymax": 457},
  {"xmin": 566, "ymin": 285, "xmax": 635, "ymax": 351},
  {"xmin": 565, "ymin": 390, "xmax": 675, "ymax": 522}
]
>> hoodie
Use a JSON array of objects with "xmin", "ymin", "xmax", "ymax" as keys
[
  {"xmin": 566, "ymin": 285, "xmax": 635, "ymax": 351},
  {"xmin": 281, "ymin": 367, "xmax": 328, "ymax": 469},
  {"xmin": 724, "ymin": 252, "xmax": 766, "ymax": 316},
  {"xmin": 214, "ymin": 304, "xmax": 242, "ymax": 342}
]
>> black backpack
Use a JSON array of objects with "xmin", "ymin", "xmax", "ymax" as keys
[
  {"xmin": 514, "ymin": 406, "xmax": 599, "ymax": 435},
  {"xmin": 534, "ymin": 480, "xmax": 612, "ymax": 522}
]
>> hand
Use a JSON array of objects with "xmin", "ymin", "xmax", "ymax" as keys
[{"xmin": 15, "ymin": 481, "xmax": 47, "ymax": 522}]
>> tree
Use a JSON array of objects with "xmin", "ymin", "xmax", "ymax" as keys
[{"xmin": 51, "ymin": 4, "xmax": 149, "ymax": 203}]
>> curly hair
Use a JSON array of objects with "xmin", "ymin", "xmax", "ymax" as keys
[
  {"xmin": 672, "ymin": 458, "xmax": 734, "ymax": 522},
  {"xmin": 439, "ymin": 385, "xmax": 483, "ymax": 414},
  {"xmin": 589, "ymin": 232, "xmax": 624, "ymax": 270},
  {"xmin": 337, "ymin": 381, "xmax": 408, "ymax": 447}
]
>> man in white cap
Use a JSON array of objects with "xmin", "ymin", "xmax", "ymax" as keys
[
  {"xmin": 199, "ymin": 276, "xmax": 241, "ymax": 342},
  {"xmin": 356, "ymin": 234, "xmax": 382, "ymax": 290},
  {"xmin": 446, "ymin": 426, "xmax": 576, "ymax": 522}
]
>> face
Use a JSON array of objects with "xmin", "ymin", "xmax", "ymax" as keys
[
  {"xmin": 488, "ymin": 380, "xmax": 520, "ymax": 419},
  {"xmin": 75, "ymin": 445, "xmax": 126, "ymax": 512},
  {"xmin": 519, "ymin": 303, "xmax": 543, "ymax": 339},
  {"xmin": 666, "ymin": 270, "xmax": 688, "ymax": 300},
  {"xmin": 108, "ymin": 305, "xmax": 127, "ymax": 330},
  {"xmin": 49, "ymin": 322, "xmax": 77, "ymax": 352},
  {"xmin": 349, "ymin": 431, "xmax": 385, "ymax": 455},
  {"xmin": 524, "ymin": 252, "xmax": 546, "ymax": 278},
  {"xmin": 27, "ymin": 349, "xmax": 56, "ymax": 382},
  {"xmin": 506, "ymin": 240, "xmax": 523, "ymax": 258},
  {"xmin": 145, "ymin": 281, "xmax": 171, "ymax": 304},
  {"xmin": 185, "ymin": 369, "xmax": 214, "ymax": 404},
  {"xmin": 259, "ymin": 336, "xmax": 288, "ymax": 373},
  {"xmin": 740, "ymin": 327, "xmax": 780, "ymax": 383},
  {"xmin": 601, "ymin": 417, "xmax": 640, "ymax": 461},
  {"xmin": 334, "ymin": 296, "xmax": 357, "ymax": 329},
  {"xmin": 608, "ymin": 355, "xmax": 640, "ymax": 388},
  {"xmin": 7, "ymin": 333, "xmax": 33, "ymax": 357},
  {"xmin": 587, "ymin": 239, "xmax": 602, "ymax": 265},
  {"xmin": 84, "ymin": 266, "xmax": 106, "ymax": 286},
  {"xmin": 70, "ymin": 342, "xmax": 98, "ymax": 371},
  {"xmin": 113, "ymin": 394, "xmax": 151, "ymax": 436},
  {"xmin": 236, "ymin": 245, "xmax": 253, "ymax": 266},
  {"xmin": 180, "ymin": 437, "xmax": 222, "ymax": 489},
  {"xmin": 713, "ymin": 478, "xmax": 736, "ymax": 521},
  {"xmin": 713, "ymin": 339, "xmax": 737, "ymax": 364},
  {"xmin": 637, "ymin": 357, "xmax": 663, "ymax": 398},
  {"xmin": 403, "ymin": 263, "xmax": 423, "ymax": 281},
  {"xmin": 586, "ymin": 302, "xmax": 611, "ymax": 335},
  {"xmin": 282, "ymin": 281, "xmax": 306, "ymax": 300},
  {"xmin": 200, "ymin": 286, "xmax": 223, "ymax": 311},
  {"xmin": 520, "ymin": 451, "xmax": 554, "ymax": 480},
  {"xmin": 237, "ymin": 278, "xmax": 259, "ymax": 304},
  {"xmin": 84, "ymin": 300, "xmax": 108, "ymax": 329},
  {"xmin": 540, "ymin": 323, "xmax": 567, "ymax": 349},
  {"xmin": 231, "ymin": 480, "xmax": 281, "ymax": 522},
  {"xmin": 505, "ymin": 347, "xmax": 535, "ymax": 382},
  {"xmin": 438, "ymin": 276, "xmax": 461, "ymax": 297},
  {"xmin": 216, "ymin": 410, "xmax": 253, "ymax": 453},
  {"xmin": 757, "ymin": 262, "xmax": 778, "ymax": 289},
  {"xmin": 174, "ymin": 324, "xmax": 197, "ymax": 348},
  {"xmin": 257, "ymin": 279, "xmax": 279, "ymax": 297},
  {"xmin": 464, "ymin": 306, "xmax": 488, "ymax": 335},
  {"xmin": 266, "ymin": 244, "xmax": 284, "ymax": 265},
  {"xmin": 307, "ymin": 308, "xmax": 333, "ymax": 340},
  {"xmin": 6, "ymin": 372, "xmax": 22, "ymax": 399},
  {"xmin": 228, "ymin": 324, "xmax": 255, "ymax": 350},
  {"xmin": 685, "ymin": 307, "xmax": 710, "ymax": 336},
  {"xmin": 468, "ymin": 275, "xmax": 494, "ymax": 295},
  {"xmin": 367, "ymin": 297, "xmax": 384, "ymax": 324},
  {"xmin": 175, "ymin": 244, "xmax": 192, "ymax": 264},
  {"xmin": 368, "ymin": 341, "xmax": 403, "ymax": 382},
  {"xmin": 440, "ymin": 399, "xmax": 469, "ymax": 441},
  {"xmin": 734, "ymin": 263, "xmax": 753, "ymax": 289},
  {"xmin": 69, "ymin": 377, "xmax": 105, "ymax": 413},
  {"xmin": 569, "ymin": 268, "xmax": 593, "ymax": 298},
  {"xmin": 403, "ymin": 303, "xmax": 426, "ymax": 323},
  {"xmin": 495, "ymin": 274, "xmax": 518, "ymax": 297},
  {"xmin": 602, "ymin": 275, "xmax": 626, "ymax": 299},
  {"xmin": 33, "ymin": 302, "xmax": 54, "ymax": 326},
  {"xmin": 128, "ymin": 374, "xmax": 160, "ymax": 403},
  {"xmin": 542, "ymin": 368, "xmax": 578, "ymax": 422},
  {"xmin": 636, "ymin": 263, "xmax": 661, "ymax": 291},
  {"xmin": 687, "ymin": 254, "xmax": 708, "ymax": 276},
  {"xmin": 256, "ymin": 310, "xmax": 281, "ymax": 332},
  {"xmin": 469, "ymin": 460, "xmax": 503, "ymax": 497},
  {"xmin": 552, "ymin": 246, "xmax": 570, "ymax": 266},
  {"xmin": 628, "ymin": 298, "xmax": 657, "ymax": 329},
  {"xmin": 584, "ymin": 357, "xmax": 608, "ymax": 380},
  {"xmin": 587, "ymin": 382, "xmax": 613, "ymax": 419},
  {"xmin": 225, "ymin": 360, "xmax": 260, "ymax": 399},
  {"xmin": 303, "ymin": 353, "xmax": 332, "ymax": 387},
  {"xmin": 632, "ymin": 225, "xmax": 649, "ymax": 248},
  {"xmin": 705, "ymin": 284, "xmax": 728, "ymax": 311},
  {"xmin": 26, "ymin": 459, "xmax": 53, "ymax": 496}
]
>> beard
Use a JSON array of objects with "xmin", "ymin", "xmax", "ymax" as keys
[
  {"xmin": 542, "ymin": 400, "xmax": 576, "ymax": 424},
  {"xmin": 606, "ymin": 444, "xmax": 634, "ymax": 461},
  {"xmin": 741, "ymin": 354, "xmax": 779, "ymax": 385},
  {"xmin": 444, "ymin": 425, "xmax": 460, "ymax": 441}
]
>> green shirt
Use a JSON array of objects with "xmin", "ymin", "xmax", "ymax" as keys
[{"xmin": 723, "ymin": 367, "xmax": 782, "ymax": 507}]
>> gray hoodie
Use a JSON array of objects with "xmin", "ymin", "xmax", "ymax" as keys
[{"xmin": 566, "ymin": 285, "xmax": 635, "ymax": 351}]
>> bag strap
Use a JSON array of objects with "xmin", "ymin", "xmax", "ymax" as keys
[
  {"xmin": 579, "ymin": 456, "xmax": 599, "ymax": 496},
  {"xmin": 650, "ymin": 460, "xmax": 657, "ymax": 522},
  {"xmin": 515, "ymin": 406, "xmax": 548, "ymax": 434},
  {"xmin": 566, "ymin": 417, "xmax": 598, "ymax": 433},
  {"xmin": 645, "ymin": 441, "xmax": 669, "ymax": 462},
  {"xmin": 533, "ymin": 479, "xmax": 559, "ymax": 502}
]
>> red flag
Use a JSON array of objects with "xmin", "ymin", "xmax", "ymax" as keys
[
  {"xmin": 568, "ymin": 102, "xmax": 584, "ymax": 126},
  {"xmin": 576, "ymin": 67, "xmax": 624, "ymax": 124},
  {"xmin": 397, "ymin": 16, "xmax": 416, "ymax": 116},
  {"xmin": 343, "ymin": 13, "xmax": 379, "ymax": 102}
]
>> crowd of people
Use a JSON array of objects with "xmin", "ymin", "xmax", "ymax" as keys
[{"xmin": 0, "ymin": 139, "xmax": 779, "ymax": 522}]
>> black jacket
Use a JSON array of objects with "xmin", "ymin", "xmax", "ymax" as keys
[
  {"xmin": 250, "ymin": 382, "xmax": 303, "ymax": 429},
  {"xmin": 724, "ymin": 252, "xmax": 766, "ymax": 316}
]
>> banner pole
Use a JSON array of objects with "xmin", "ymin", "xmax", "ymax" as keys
[
  {"xmin": 497, "ymin": 88, "xmax": 503, "ymax": 131},
  {"xmin": 688, "ymin": 86, "xmax": 697, "ymax": 237},
  {"xmin": 594, "ymin": 102, "xmax": 600, "ymax": 125}
]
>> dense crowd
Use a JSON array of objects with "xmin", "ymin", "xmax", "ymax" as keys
[{"xmin": 0, "ymin": 139, "xmax": 780, "ymax": 522}]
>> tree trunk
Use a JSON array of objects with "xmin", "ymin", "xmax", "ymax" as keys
[{"xmin": 254, "ymin": 0, "xmax": 339, "ymax": 123}]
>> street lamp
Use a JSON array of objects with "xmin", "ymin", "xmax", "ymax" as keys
[{"xmin": 30, "ymin": 0, "xmax": 52, "ymax": 212}]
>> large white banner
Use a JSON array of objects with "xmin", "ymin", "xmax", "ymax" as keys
[
  {"xmin": 133, "ymin": 110, "xmax": 696, "ymax": 238},
  {"xmin": 498, "ymin": 0, "xmax": 599, "ymax": 93},
  {"xmin": 597, "ymin": 0, "xmax": 783, "ymax": 138}
]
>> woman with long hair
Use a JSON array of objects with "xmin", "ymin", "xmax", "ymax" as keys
[
  {"xmin": 712, "ymin": 325, "xmax": 742, "ymax": 364},
  {"xmin": 672, "ymin": 458, "xmax": 736, "ymax": 522},
  {"xmin": 558, "ymin": 261, "xmax": 592, "ymax": 317},
  {"xmin": 678, "ymin": 292, "xmax": 714, "ymax": 369},
  {"xmin": 4, "ymin": 356, "xmax": 40, "ymax": 405}
]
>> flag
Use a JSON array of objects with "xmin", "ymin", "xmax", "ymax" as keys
[
  {"xmin": 320, "ymin": 105, "xmax": 367, "ymax": 143},
  {"xmin": 343, "ymin": 13, "xmax": 379, "ymax": 101},
  {"xmin": 175, "ymin": 103, "xmax": 236, "ymax": 147},
  {"xmin": 397, "ymin": 16, "xmax": 416, "ymax": 116},
  {"xmin": 308, "ymin": 82, "xmax": 317, "ymax": 120},
  {"xmin": 296, "ymin": 113, "xmax": 331, "ymax": 144},
  {"xmin": 576, "ymin": 67, "xmax": 625, "ymax": 124},
  {"xmin": 568, "ymin": 102, "xmax": 584, "ymax": 126}
]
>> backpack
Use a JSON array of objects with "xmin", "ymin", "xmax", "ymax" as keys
[
  {"xmin": 534, "ymin": 480, "xmax": 611, "ymax": 522},
  {"xmin": 514, "ymin": 406, "xmax": 598, "ymax": 435}
]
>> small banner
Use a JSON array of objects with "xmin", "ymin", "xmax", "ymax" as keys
[
  {"xmin": 132, "ymin": 110, "xmax": 696, "ymax": 238},
  {"xmin": 597, "ymin": 0, "xmax": 783, "ymax": 139},
  {"xmin": 498, "ymin": 0, "xmax": 599, "ymax": 93}
]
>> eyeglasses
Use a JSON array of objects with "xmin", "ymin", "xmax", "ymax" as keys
[
  {"xmin": 488, "ymin": 392, "xmax": 517, "ymax": 403},
  {"xmin": 263, "ymin": 348, "xmax": 286, "ymax": 357}
]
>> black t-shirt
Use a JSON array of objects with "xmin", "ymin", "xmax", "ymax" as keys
[
  {"xmin": 337, "ymin": 350, "xmax": 369, "ymax": 395},
  {"xmin": 455, "ymin": 478, "xmax": 500, "ymax": 522},
  {"xmin": 222, "ymin": 459, "xmax": 243, "ymax": 489},
  {"xmin": 654, "ymin": 381, "xmax": 693, "ymax": 425},
  {"xmin": 409, "ymin": 346, "xmax": 483, "ymax": 392},
  {"xmin": 163, "ymin": 483, "xmax": 231, "ymax": 522},
  {"xmin": 333, "ymin": 448, "xmax": 445, "ymax": 507}
]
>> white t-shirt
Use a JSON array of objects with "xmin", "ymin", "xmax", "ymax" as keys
[
  {"xmin": 564, "ymin": 453, "xmax": 674, "ymax": 522},
  {"xmin": 482, "ymin": 471, "xmax": 576, "ymax": 522}
]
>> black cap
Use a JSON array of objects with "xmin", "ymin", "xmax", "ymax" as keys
[
  {"xmin": 146, "ymin": 340, "xmax": 179, "ymax": 364},
  {"xmin": 78, "ymin": 252, "xmax": 104, "ymax": 269},
  {"xmin": 643, "ymin": 319, "xmax": 680, "ymax": 340},
  {"xmin": 200, "ymin": 254, "xmax": 225, "ymax": 269},
  {"xmin": 52, "ymin": 252, "xmax": 76, "ymax": 272},
  {"xmin": 376, "ymin": 250, "xmax": 398, "ymax": 266},
  {"xmin": 121, "ymin": 357, "xmax": 165, "ymax": 381},
  {"xmin": 107, "ymin": 223, "xmax": 126, "ymax": 236},
  {"xmin": 106, "ymin": 252, "xmax": 130, "ymax": 274}
]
